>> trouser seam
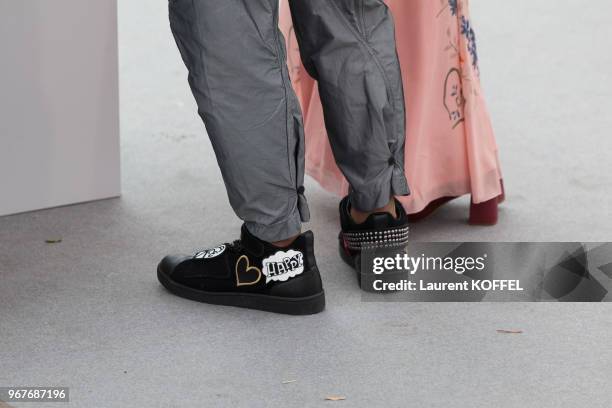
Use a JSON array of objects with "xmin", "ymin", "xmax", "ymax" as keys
[
  {"xmin": 328, "ymin": 0, "xmax": 396, "ymax": 112},
  {"xmin": 272, "ymin": 1, "xmax": 298, "ymax": 222}
]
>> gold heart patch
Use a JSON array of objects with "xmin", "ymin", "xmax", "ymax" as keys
[{"xmin": 235, "ymin": 255, "xmax": 262, "ymax": 287}]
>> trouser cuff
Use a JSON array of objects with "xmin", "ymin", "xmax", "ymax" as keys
[
  {"xmin": 244, "ymin": 209, "xmax": 302, "ymax": 243},
  {"xmin": 350, "ymin": 166, "xmax": 410, "ymax": 212}
]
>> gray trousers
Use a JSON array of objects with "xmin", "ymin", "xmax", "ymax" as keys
[{"xmin": 169, "ymin": 0, "xmax": 409, "ymax": 242}]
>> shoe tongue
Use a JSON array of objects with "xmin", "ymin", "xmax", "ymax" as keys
[{"xmin": 240, "ymin": 225, "xmax": 265, "ymax": 257}]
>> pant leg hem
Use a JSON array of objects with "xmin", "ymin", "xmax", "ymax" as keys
[
  {"xmin": 350, "ymin": 166, "xmax": 411, "ymax": 212},
  {"xmin": 391, "ymin": 171, "xmax": 410, "ymax": 197},
  {"xmin": 245, "ymin": 210, "xmax": 302, "ymax": 242}
]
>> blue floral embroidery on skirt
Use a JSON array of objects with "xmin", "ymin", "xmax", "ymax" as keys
[
  {"xmin": 460, "ymin": 16, "xmax": 479, "ymax": 70},
  {"xmin": 448, "ymin": 0, "xmax": 458, "ymax": 16}
]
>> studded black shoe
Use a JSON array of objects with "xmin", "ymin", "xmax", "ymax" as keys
[
  {"xmin": 338, "ymin": 196, "xmax": 410, "ymax": 291},
  {"xmin": 157, "ymin": 225, "xmax": 325, "ymax": 315}
]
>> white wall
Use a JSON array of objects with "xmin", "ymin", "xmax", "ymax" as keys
[{"xmin": 0, "ymin": 0, "xmax": 120, "ymax": 216}]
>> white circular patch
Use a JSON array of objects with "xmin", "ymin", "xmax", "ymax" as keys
[{"xmin": 195, "ymin": 245, "xmax": 226, "ymax": 259}]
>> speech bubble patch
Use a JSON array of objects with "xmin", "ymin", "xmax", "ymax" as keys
[{"xmin": 262, "ymin": 250, "xmax": 305, "ymax": 283}]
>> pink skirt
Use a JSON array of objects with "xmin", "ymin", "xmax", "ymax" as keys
[{"xmin": 279, "ymin": 0, "xmax": 503, "ymax": 213}]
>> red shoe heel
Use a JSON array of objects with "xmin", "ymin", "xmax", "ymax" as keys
[
  {"xmin": 407, "ymin": 196, "xmax": 458, "ymax": 222},
  {"xmin": 469, "ymin": 197, "xmax": 498, "ymax": 226}
]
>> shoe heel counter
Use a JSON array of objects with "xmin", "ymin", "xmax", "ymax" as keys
[
  {"xmin": 303, "ymin": 231, "xmax": 323, "ymax": 293},
  {"xmin": 302, "ymin": 230, "xmax": 317, "ymax": 269}
]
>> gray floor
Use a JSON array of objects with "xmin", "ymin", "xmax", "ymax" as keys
[{"xmin": 1, "ymin": 1, "xmax": 612, "ymax": 407}]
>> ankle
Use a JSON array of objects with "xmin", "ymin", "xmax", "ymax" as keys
[
  {"xmin": 350, "ymin": 198, "xmax": 397, "ymax": 224},
  {"xmin": 271, "ymin": 234, "xmax": 300, "ymax": 248}
]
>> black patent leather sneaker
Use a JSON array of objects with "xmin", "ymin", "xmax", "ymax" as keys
[
  {"xmin": 338, "ymin": 196, "xmax": 410, "ymax": 291},
  {"xmin": 157, "ymin": 225, "xmax": 325, "ymax": 315}
]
